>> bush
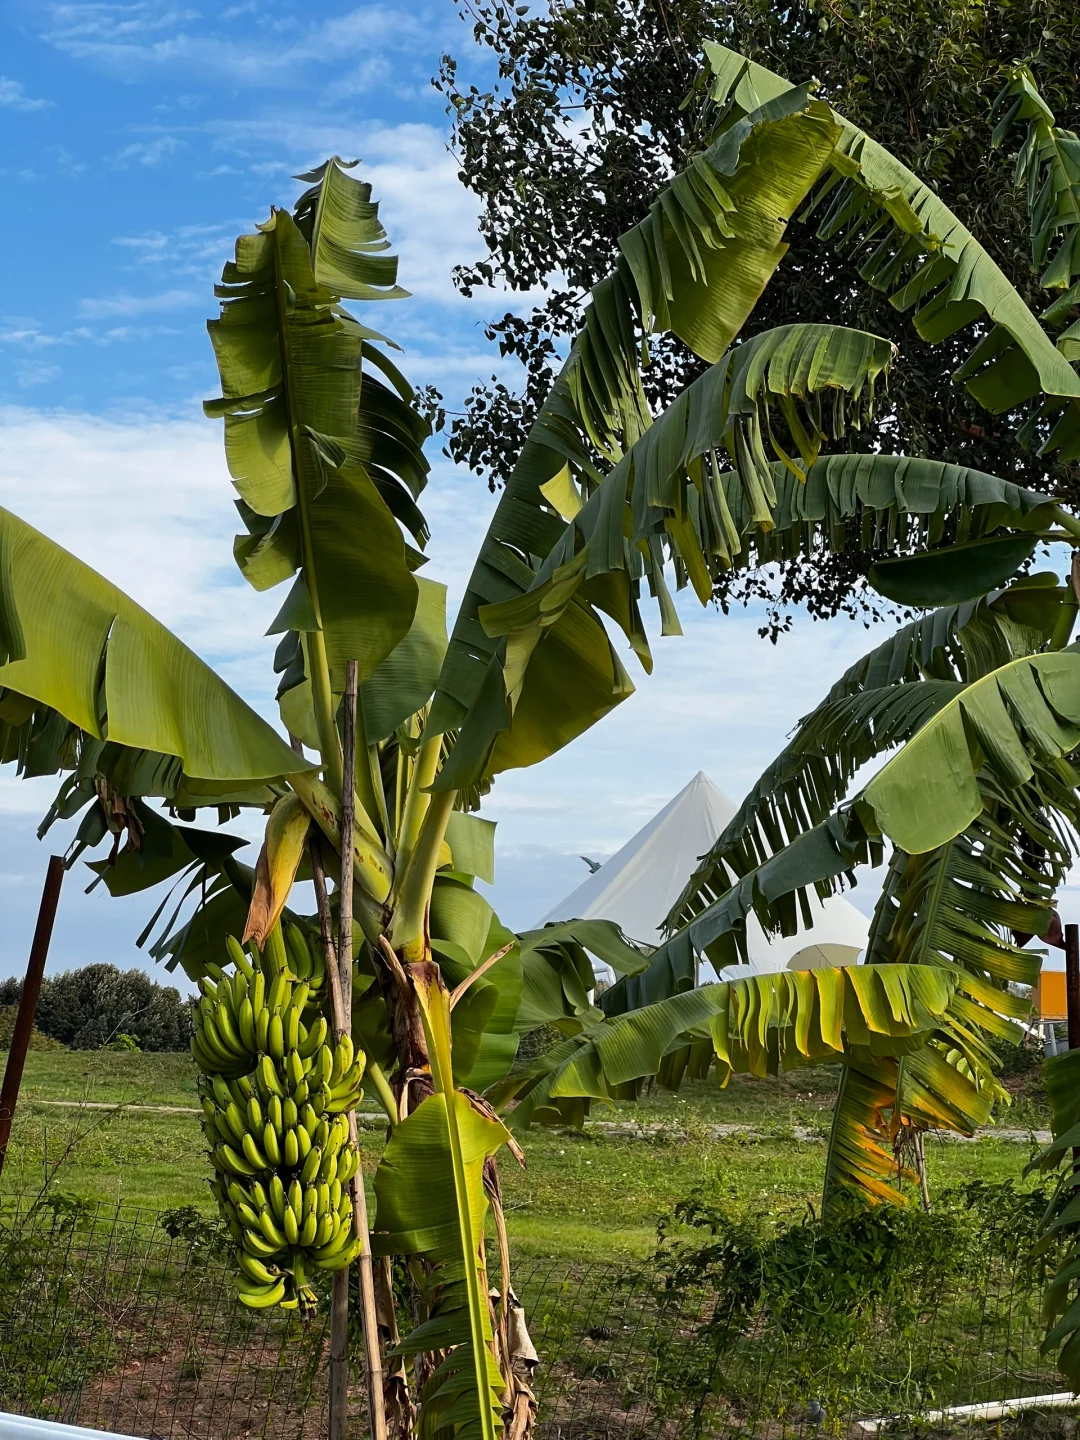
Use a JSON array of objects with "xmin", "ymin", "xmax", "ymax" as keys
[
  {"xmin": 1, "ymin": 966, "xmax": 192, "ymax": 1052},
  {"xmin": 645, "ymin": 1181, "xmax": 1056, "ymax": 1435},
  {"xmin": 0, "ymin": 1006, "xmax": 65, "ymax": 1052}
]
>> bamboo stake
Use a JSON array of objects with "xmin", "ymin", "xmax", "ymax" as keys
[{"xmin": 320, "ymin": 660, "xmax": 388, "ymax": 1440}]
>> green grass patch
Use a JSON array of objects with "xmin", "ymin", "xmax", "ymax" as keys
[
  {"xmin": 0, "ymin": 1051, "xmax": 1050, "ymax": 1263},
  {"xmin": 3, "ymin": 1048, "xmax": 199, "ymax": 1107}
]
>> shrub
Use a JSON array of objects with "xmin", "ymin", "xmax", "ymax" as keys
[
  {"xmin": 4, "ymin": 965, "xmax": 193, "ymax": 1052},
  {"xmin": 0, "ymin": 1006, "xmax": 65, "ymax": 1052}
]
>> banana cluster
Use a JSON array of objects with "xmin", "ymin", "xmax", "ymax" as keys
[{"xmin": 191, "ymin": 924, "xmax": 366, "ymax": 1312}]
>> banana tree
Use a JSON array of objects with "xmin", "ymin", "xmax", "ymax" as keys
[{"xmin": 1, "ymin": 46, "xmax": 1079, "ymax": 1440}]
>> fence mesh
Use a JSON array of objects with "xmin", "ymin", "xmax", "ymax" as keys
[{"xmin": 0, "ymin": 1195, "xmax": 1070, "ymax": 1440}]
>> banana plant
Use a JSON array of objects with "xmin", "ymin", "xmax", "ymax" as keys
[{"xmin": 1, "ymin": 47, "xmax": 1080, "ymax": 1440}]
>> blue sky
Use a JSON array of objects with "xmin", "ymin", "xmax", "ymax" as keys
[{"xmin": 4, "ymin": 0, "xmax": 1049, "ymax": 986}]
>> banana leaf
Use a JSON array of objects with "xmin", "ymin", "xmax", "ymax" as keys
[{"xmin": 0, "ymin": 508, "xmax": 309, "ymax": 787}]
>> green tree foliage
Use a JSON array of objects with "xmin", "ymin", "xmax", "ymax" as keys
[
  {"xmin": 0, "ymin": 966, "xmax": 192, "ymax": 1052},
  {"xmin": 433, "ymin": 0, "xmax": 1080, "ymax": 635}
]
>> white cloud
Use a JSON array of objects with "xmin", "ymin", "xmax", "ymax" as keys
[
  {"xmin": 0, "ymin": 76, "xmax": 51, "ymax": 111},
  {"xmin": 17, "ymin": 362, "xmax": 62, "ymax": 387},
  {"xmin": 112, "ymin": 222, "xmax": 237, "ymax": 282},
  {"xmin": 0, "ymin": 404, "xmax": 282, "ymax": 717},
  {"xmin": 111, "ymin": 133, "xmax": 184, "ymax": 167},
  {"xmin": 77, "ymin": 287, "xmax": 200, "ymax": 318},
  {"xmin": 39, "ymin": 3, "xmax": 450, "ymax": 87}
]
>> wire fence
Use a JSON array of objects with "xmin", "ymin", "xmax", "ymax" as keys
[{"xmin": 0, "ymin": 1194, "xmax": 1071, "ymax": 1440}]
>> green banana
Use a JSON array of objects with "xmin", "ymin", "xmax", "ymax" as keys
[
  {"xmin": 236, "ymin": 1200, "xmax": 261, "ymax": 1231},
  {"xmin": 298, "ymin": 1015, "xmax": 327, "ymax": 1059},
  {"xmin": 257, "ymin": 1055, "xmax": 284, "ymax": 1099},
  {"xmin": 226, "ymin": 934, "xmax": 254, "ymax": 979},
  {"xmin": 238, "ymin": 997, "xmax": 257, "ymax": 1053},
  {"xmin": 238, "ymin": 1275, "xmax": 287, "ymax": 1309},
  {"xmin": 238, "ymin": 1251, "xmax": 281, "ymax": 1286},
  {"xmin": 283, "ymin": 1128, "xmax": 299, "ymax": 1169},
  {"xmin": 246, "ymin": 1094, "xmax": 263, "ymax": 1133},
  {"xmin": 258, "ymin": 1207, "xmax": 287, "ymax": 1248},
  {"xmin": 284, "ymin": 1005, "xmax": 300, "ymax": 1055},
  {"xmin": 301, "ymin": 1146, "xmax": 322, "ymax": 1186},
  {"xmin": 263, "ymin": 923, "xmax": 289, "ymax": 976},
  {"xmin": 263, "ymin": 1121, "xmax": 282, "ymax": 1167},
  {"xmin": 285, "ymin": 924, "xmax": 311, "ymax": 980},
  {"xmin": 269, "ymin": 1175, "xmax": 287, "ymax": 1222},
  {"xmin": 241, "ymin": 1131, "xmax": 269, "ymax": 1171},
  {"xmin": 331, "ymin": 1034, "xmax": 354, "ymax": 1085},
  {"xmin": 242, "ymin": 1229, "xmax": 282, "ymax": 1259},
  {"xmin": 283, "ymin": 1204, "xmax": 300, "ymax": 1246},
  {"xmin": 313, "ymin": 1237, "xmax": 362, "ymax": 1272},
  {"xmin": 218, "ymin": 1143, "xmax": 258, "ymax": 1177},
  {"xmin": 268, "ymin": 973, "xmax": 288, "ymax": 1014},
  {"xmin": 222, "ymin": 1102, "xmax": 246, "ymax": 1146}
]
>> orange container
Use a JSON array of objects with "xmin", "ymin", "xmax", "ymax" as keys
[{"xmin": 1035, "ymin": 970, "xmax": 1068, "ymax": 1022}]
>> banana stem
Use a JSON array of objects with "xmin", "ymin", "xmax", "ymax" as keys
[
  {"xmin": 392, "ymin": 730, "xmax": 442, "ymax": 903},
  {"xmin": 366, "ymin": 1060, "xmax": 399, "ymax": 1127},
  {"xmin": 1053, "ymin": 505, "xmax": 1080, "ymax": 541},
  {"xmin": 352, "ymin": 685, "xmax": 387, "ymax": 848},
  {"xmin": 1050, "ymin": 591, "xmax": 1079, "ymax": 650},
  {"xmin": 308, "ymin": 631, "xmax": 344, "ymax": 797},
  {"xmin": 289, "ymin": 771, "xmax": 392, "ymax": 915},
  {"xmin": 390, "ymin": 787, "xmax": 456, "ymax": 963}
]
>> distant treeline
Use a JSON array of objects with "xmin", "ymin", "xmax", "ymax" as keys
[{"xmin": 0, "ymin": 964, "xmax": 192, "ymax": 1052}]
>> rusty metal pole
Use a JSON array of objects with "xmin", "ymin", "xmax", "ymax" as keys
[
  {"xmin": 1066, "ymin": 924, "xmax": 1080, "ymax": 1169},
  {"xmin": 0, "ymin": 855, "xmax": 65, "ymax": 1176},
  {"xmin": 1066, "ymin": 925, "xmax": 1080, "ymax": 1053}
]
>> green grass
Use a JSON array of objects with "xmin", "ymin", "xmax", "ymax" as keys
[
  {"xmin": 0, "ymin": 1051, "xmax": 1051, "ymax": 1263},
  {"xmin": 8, "ymin": 1049, "xmax": 199, "ymax": 1107}
]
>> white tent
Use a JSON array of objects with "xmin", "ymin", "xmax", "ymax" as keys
[{"xmin": 538, "ymin": 771, "xmax": 869, "ymax": 979}]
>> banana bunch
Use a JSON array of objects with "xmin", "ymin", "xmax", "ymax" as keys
[
  {"xmin": 191, "ymin": 924, "xmax": 327, "ymax": 1076},
  {"xmin": 191, "ymin": 923, "xmax": 366, "ymax": 1312}
]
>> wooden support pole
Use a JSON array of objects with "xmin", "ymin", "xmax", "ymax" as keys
[
  {"xmin": 322, "ymin": 659, "xmax": 388, "ymax": 1440},
  {"xmin": 0, "ymin": 855, "xmax": 64, "ymax": 1177}
]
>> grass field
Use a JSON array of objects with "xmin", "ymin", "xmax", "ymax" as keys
[{"xmin": 0, "ymin": 1048, "xmax": 1053, "ymax": 1261}]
